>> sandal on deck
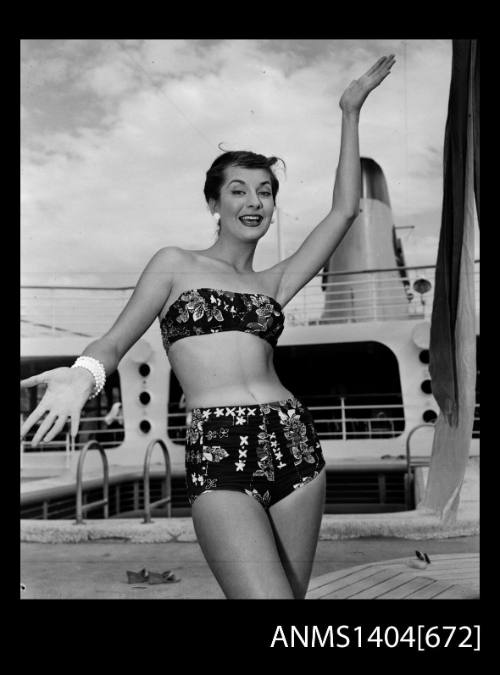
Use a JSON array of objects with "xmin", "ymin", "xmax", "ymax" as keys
[{"xmin": 126, "ymin": 569, "xmax": 180, "ymax": 584}]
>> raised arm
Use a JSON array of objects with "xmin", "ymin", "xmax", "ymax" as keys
[
  {"xmin": 21, "ymin": 246, "xmax": 181, "ymax": 445},
  {"xmin": 268, "ymin": 55, "xmax": 396, "ymax": 306}
]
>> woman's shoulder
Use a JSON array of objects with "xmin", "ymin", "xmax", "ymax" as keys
[
  {"xmin": 152, "ymin": 245, "xmax": 189, "ymax": 261},
  {"xmin": 162, "ymin": 247, "xmax": 219, "ymax": 274},
  {"xmin": 147, "ymin": 245, "xmax": 193, "ymax": 272},
  {"xmin": 139, "ymin": 247, "xmax": 192, "ymax": 293}
]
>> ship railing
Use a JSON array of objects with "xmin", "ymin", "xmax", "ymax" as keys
[
  {"xmin": 20, "ymin": 414, "xmax": 125, "ymax": 457},
  {"xmin": 20, "ymin": 413, "xmax": 76, "ymax": 469},
  {"xmin": 21, "ymin": 286, "xmax": 135, "ymax": 338},
  {"xmin": 286, "ymin": 262, "xmax": 479, "ymax": 326},
  {"xmin": 20, "ymin": 261, "xmax": 479, "ymax": 336},
  {"xmin": 165, "ymin": 400, "xmax": 480, "ymax": 442},
  {"xmin": 21, "ymin": 398, "xmax": 479, "ymax": 452}
]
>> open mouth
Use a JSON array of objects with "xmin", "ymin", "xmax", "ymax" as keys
[{"xmin": 239, "ymin": 215, "xmax": 263, "ymax": 226}]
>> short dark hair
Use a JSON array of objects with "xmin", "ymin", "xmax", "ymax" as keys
[{"xmin": 203, "ymin": 150, "xmax": 285, "ymax": 205}]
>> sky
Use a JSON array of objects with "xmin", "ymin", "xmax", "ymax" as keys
[{"xmin": 21, "ymin": 38, "xmax": 472, "ymax": 287}]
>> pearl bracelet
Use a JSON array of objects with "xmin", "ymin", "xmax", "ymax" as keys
[{"xmin": 71, "ymin": 356, "xmax": 106, "ymax": 399}]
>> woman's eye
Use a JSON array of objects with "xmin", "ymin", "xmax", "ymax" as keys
[{"xmin": 231, "ymin": 190, "xmax": 271, "ymax": 197}]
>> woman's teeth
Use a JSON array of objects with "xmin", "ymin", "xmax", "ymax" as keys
[{"xmin": 239, "ymin": 216, "xmax": 263, "ymax": 226}]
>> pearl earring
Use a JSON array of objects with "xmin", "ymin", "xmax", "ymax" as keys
[{"xmin": 213, "ymin": 212, "xmax": 221, "ymax": 223}]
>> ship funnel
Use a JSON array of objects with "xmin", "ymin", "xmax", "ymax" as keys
[
  {"xmin": 321, "ymin": 157, "xmax": 409, "ymax": 322},
  {"xmin": 360, "ymin": 157, "xmax": 391, "ymax": 207}
]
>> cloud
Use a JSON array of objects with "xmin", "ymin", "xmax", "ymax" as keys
[{"xmin": 21, "ymin": 39, "xmax": 452, "ymax": 285}]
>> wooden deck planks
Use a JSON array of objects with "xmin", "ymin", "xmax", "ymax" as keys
[
  {"xmin": 307, "ymin": 553, "xmax": 479, "ymax": 600},
  {"xmin": 350, "ymin": 573, "xmax": 433, "ymax": 599},
  {"xmin": 307, "ymin": 564, "xmax": 385, "ymax": 598},
  {"xmin": 374, "ymin": 576, "xmax": 437, "ymax": 599},
  {"xmin": 320, "ymin": 569, "xmax": 407, "ymax": 600}
]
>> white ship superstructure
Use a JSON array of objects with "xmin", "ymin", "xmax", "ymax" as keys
[{"xmin": 21, "ymin": 158, "xmax": 479, "ymax": 516}]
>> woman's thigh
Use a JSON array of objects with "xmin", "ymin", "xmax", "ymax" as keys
[
  {"xmin": 268, "ymin": 466, "xmax": 326, "ymax": 599},
  {"xmin": 191, "ymin": 490, "xmax": 295, "ymax": 599}
]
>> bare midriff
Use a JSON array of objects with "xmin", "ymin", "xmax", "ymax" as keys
[
  {"xmin": 162, "ymin": 249, "xmax": 292, "ymax": 411},
  {"xmin": 167, "ymin": 330, "xmax": 293, "ymax": 411}
]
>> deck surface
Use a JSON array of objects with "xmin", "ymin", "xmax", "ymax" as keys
[{"xmin": 306, "ymin": 553, "xmax": 479, "ymax": 599}]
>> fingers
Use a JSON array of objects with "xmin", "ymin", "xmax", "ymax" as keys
[
  {"xmin": 31, "ymin": 412, "xmax": 59, "ymax": 446},
  {"xmin": 384, "ymin": 54, "xmax": 396, "ymax": 70},
  {"xmin": 21, "ymin": 401, "xmax": 49, "ymax": 439},
  {"xmin": 382, "ymin": 54, "xmax": 396, "ymax": 71},
  {"xmin": 376, "ymin": 64, "xmax": 395, "ymax": 85},
  {"xmin": 22, "ymin": 405, "xmax": 74, "ymax": 445},
  {"xmin": 367, "ymin": 55, "xmax": 396, "ymax": 88},
  {"xmin": 366, "ymin": 54, "xmax": 396, "ymax": 77},
  {"xmin": 366, "ymin": 56, "xmax": 387, "ymax": 76},
  {"xmin": 43, "ymin": 415, "xmax": 70, "ymax": 444},
  {"xmin": 20, "ymin": 373, "xmax": 47, "ymax": 389}
]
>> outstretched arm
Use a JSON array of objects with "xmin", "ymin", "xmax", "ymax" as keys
[
  {"xmin": 268, "ymin": 55, "xmax": 396, "ymax": 307},
  {"xmin": 21, "ymin": 246, "xmax": 181, "ymax": 445}
]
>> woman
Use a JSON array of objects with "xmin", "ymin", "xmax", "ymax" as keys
[{"xmin": 21, "ymin": 55, "xmax": 396, "ymax": 599}]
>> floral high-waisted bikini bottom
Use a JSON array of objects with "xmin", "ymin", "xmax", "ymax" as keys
[{"xmin": 185, "ymin": 395, "xmax": 325, "ymax": 510}]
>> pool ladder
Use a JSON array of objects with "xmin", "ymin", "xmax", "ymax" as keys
[
  {"xmin": 142, "ymin": 438, "xmax": 172, "ymax": 523},
  {"xmin": 404, "ymin": 423, "xmax": 435, "ymax": 509},
  {"xmin": 75, "ymin": 440, "xmax": 109, "ymax": 524},
  {"xmin": 74, "ymin": 438, "xmax": 172, "ymax": 524}
]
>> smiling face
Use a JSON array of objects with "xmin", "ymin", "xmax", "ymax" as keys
[{"xmin": 210, "ymin": 165, "xmax": 276, "ymax": 240}]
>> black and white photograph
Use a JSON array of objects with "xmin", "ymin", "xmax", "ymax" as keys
[{"xmin": 20, "ymin": 38, "xmax": 479, "ymax": 640}]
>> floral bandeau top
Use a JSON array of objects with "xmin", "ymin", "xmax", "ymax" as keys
[{"xmin": 159, "ymin": 288, "xmax": 285, "ymax": 354}]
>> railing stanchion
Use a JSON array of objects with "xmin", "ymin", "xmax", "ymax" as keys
[
  {"xmin": 340, "ymin": 397, "xmax": 347, "ymax": 441},
  {"xmin": 143, "ymin": 439, "xmax": 172, "ymax": 523},
  {"xmin": 74, "ymin": 441, "xmax": 109, "ymax": 524},
  {"xmin": 65, "ymin": 432, "xmax": 70, "ymax": 468},
  {"xmin": 404, "ymin": 423, "xmax": 435, "ymax": 509}
]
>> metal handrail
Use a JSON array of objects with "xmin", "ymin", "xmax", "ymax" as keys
[
  {"xmin": 20, "ymin": 260, "xmax": 480, "ymax": 289},
  {"xmin": 404, "ymin": 423, "xmax": 436, "ymax": 509},
  {"xmin": 21, "ymin": 262, "xmax": 480, "ymax": 335},
  {"xmin": 321, "ymin": 259, "xmax": 479, "ymax": 278},
  {"xmin": 22, "ymin": 414, "xmax": 125, "ymax": 428},
  {"xmin": 74, "ymin": 440, "xmax": 109, "ymax": 524},
  {"xmin": 20, "ymin": 414, "xmax": 125, "ymax": 454},
  {"xmin": 142, "ymin": 438, "xmax": 172, "ymax": 523}
]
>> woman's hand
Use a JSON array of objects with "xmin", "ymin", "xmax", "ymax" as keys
[
  {"xmin": 339, "ymin": 54, "xmax": 396, "ymax": 114},
  {"xmin": 20, "ymin": 367, "xmax": 95, "ymax": 446}
]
